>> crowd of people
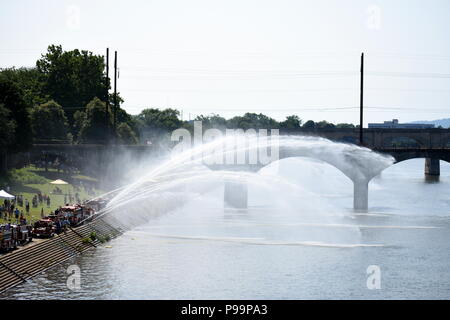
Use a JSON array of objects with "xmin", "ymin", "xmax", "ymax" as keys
[
  {"xmin": 1, "ymin": 186, "xmax": 94, "ymax": 225},
  {"xmin": 1, "ymin": 193, "xmax": 52, "ymax": 221},
  {"xmin": 0, "ymin": 199, "xmax": 27, "ymax": 224},
  {"xmin": 33, "ymin": 193, "xmax": 51, "ymax": 208}
]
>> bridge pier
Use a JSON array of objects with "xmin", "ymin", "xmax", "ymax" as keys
[
  {"xmin": 425, "ymin": 158, "xmax": 440, "ymax": 179},
  {"xmin": 353, "ymin": 180, "xmax": 369, "ymax": 212},
  {"xmin": 224, "ymin": 180, "xmax": 248, "ymax": 209}
]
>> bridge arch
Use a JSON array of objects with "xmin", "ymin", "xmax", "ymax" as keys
[
  {"xmin": 368, "ymin": 153, "xmax": 450, "ymax": 184},
  {"xmin": 257, "ymin": 156, "xmax": 353, "ymax": 182},
  {"xmin": 219, "ymin": 143, "xmax": 394, "ymax": 211},
  {"xmin": 277, "ymin": 145, "xmax": 393, "ymax": 183},
  {"xmin": 392, "ymin": 154, "xmax": 450, "ymax": 165},
  {"xmin": 257, "ymin": 155, "xmax": 354, "ymax": 183},
  {"xmin": 368, "ymin": 158, "xmax": 450, "ymax": 214}
]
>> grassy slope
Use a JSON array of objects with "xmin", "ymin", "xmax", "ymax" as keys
[{"xmin": 0, "ymin": 165, "xmax": 103, "ymax": 224}]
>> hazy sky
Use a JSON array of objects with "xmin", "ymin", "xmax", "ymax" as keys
[{"xmin": 1, "ymin": 0, "xmax": 450, "ymax": 125}]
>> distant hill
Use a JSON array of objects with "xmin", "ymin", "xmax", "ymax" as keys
[{"xmin": 409, "ymin": 118, "xmax": 450, "ymax": 128}]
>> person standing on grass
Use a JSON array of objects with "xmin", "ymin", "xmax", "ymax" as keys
[{"xmin": 26, "ymin": 201, "xmax": 30, "ymax": 214}]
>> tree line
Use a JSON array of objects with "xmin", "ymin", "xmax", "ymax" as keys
[
  {"xmin": 0, "ymin": 44, "xmax": 358, "ymax": 153},
  {"xmin": 132, "ymin": 111, "xmax": 358, "ymax": 146},
  {"xmin": 0, "ymin": 45, "xmax": 137, "ymax": 151}
]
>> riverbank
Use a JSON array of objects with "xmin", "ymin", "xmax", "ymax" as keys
[
  {"xmin": 0, "ymin": 165, "xmax": 103, "ymax": 224},
  {"xmin": 0, "ymin": 179, "xmax": 138, "ymax": 294},
  {"xmin": 0, "ymin": 212, "xmax": 127, "ymax": 293}
]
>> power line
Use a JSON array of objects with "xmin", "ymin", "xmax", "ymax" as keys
[
  {"xmin": 124, "ymin": 87, "xmax": 450, "ymax": 93},
  {"xmin": 119, "ymin": 105, "xmax": 450, "ymax": 112},
  {"xmin": 367, "ymin": 71, "xmax": 450, "ymax": 79},
  {"xmin": 122, "ymin": 72, "xmax": 358, "ymax": 80},
  {"xmin": 112, "ymin": 68, "xmax": 450, "ymax": 80}
]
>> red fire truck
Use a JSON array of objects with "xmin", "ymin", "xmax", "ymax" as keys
[
  {"xmin": 15, "ymin": 225, "xmax": 33, "ymax": 245},
  {"xmin": 0, "ymin": 225, "xmax": 18, "ymax": 252},
  {"xmin": 32, "ymin": 219, "xmax": 55, "ymax": 238}
]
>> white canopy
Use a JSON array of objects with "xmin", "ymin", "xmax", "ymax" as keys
[
  {"xmin": 0, "ymin": 189, "xmax": 15, "ymax": 199},
  {"xmin": 50, "ymin": 179, "xmax": 69, "ymax": 185}
]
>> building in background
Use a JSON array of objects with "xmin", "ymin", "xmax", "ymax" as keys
[{"xmin": 368, "ymin": 119, "xmax": 435, "ymax": 129}]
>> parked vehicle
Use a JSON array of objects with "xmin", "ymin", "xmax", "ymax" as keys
[
  {"xmin": 32, "ymin": 219, "xmax": 55, "ymax": 238},
  {"xmin": 54, "ymin": 205, "xmax": 94, "ymax": 227},
  {"xmin": 0, "ymin": 226, "xmax": 18, "ymax": 252},
  {"xmin": 15, "ymin": 225, "xmax": 33, "ymax": 245}
]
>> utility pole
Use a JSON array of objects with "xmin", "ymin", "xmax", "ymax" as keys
[
  {"xmin": 105, "ymin": 48, "xmax": 109, "ymax": 144},
  {"xmin": 360, "ymin": 52, "xmax": 364, "ymax": 146},
  {"xmin": 113, "ymin": 50, "xmax": 118, "ymax": 144}
]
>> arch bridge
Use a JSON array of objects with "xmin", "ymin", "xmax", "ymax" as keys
[
  {"xmin": 10, "ymin": 129, "xmax": 450, "ymax": 212},
  {"xmin": 210, "ymin": 128, "xmax": 450, "ymax": 211}
]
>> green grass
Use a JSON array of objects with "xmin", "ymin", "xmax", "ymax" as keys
[{"xmin": 0, "ymin": 165, "xmax": 104, "ymax": 225}]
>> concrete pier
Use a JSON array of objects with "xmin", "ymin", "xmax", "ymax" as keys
[
  {"xmin": 224, "ymin": 180, "xmax": 248, "ymax": 209},
  {"xmin": 353, "ymin": 180, "xmax": 369, "ymax": 212},
  {"xmin": 425, "ymin": 158, "xmax": 440, "ymax": 177}
]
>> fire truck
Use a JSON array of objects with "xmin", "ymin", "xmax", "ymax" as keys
[
  {"xmin": 15, "ymin": 225, "xmax": 33, "ymax": 245},
  {"xmin": 32, "ymin": 219, "xmax": 55, "ymax": 238},
  {"xmin": 0, "ymin": 225, "xmax": 18, "ymax": 252}
]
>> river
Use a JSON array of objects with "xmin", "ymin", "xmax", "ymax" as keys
[{"xmin": 2, "ymin": 158, "xmax": 450, "ymax": 299}]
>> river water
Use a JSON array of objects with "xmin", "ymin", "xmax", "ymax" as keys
[{"xmin": 2, "ymin": 158, "xmax": 450, "ymax": 300}]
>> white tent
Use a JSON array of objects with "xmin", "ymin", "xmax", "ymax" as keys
[
  {"xmin": 0, "ymin": 189, "xmax": 15, "ymax": 199},
  {"xmin": 50, "ymin": 179, "xmax": 69, "ymax": 185}
]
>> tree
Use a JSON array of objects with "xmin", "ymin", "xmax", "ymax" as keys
[
  {"xmin": 73, "ymin": 110, "xmax": 87, "ymax": 141},
  {"xmin": 0, "ymin": 67, "xmax": 47, "ymax": 107},
  {"xmin": 195, "ymin": 113, "xmax": 227, "ymax": 129},
  {"xmin": 136, "ymin": 108, "xmax": 181, "ymax": 142},
  {"xmin": 280, "ymin": 115, "xmax": 302, "ymax": 129},
  {"xmin": 36, "ymin": 45, "xmax": 108, "ymax": 125},
  {"xmin": 30, "ymin": 100, "xmax": 69, "ymax": 140},
  {"xmin": 227, "ymin": 113, "xmax": 279, "ymax": 129},
  {"xmin": 73, "ymin": 97, "xmax": 137, "ymax": 144},
  {"xmin": 0, "ymin": 77, "xmax": 33, "ymax": 152},
  {"xmin": 117, "ymin": 123, "xmax": 138, "ymax": 144},
  {"xmin": 336, "ymin": 123, "xmax": 355, "ymax": 128},
  {"xmin": 302, "ymin": 120, "xmax": 316, "ymax": 130},
  {"xmin": 0, "ymin": 104, "xmax": 16, "ymax": 150},
  {"xmin": 116, "ymin": 102, "xmax": 139, "ymax": 139},
  {"xmin": 316, "ymin": 120, "xmax": 336, "ymax": 129},
  {"xmin": 78, "ymin": 97, "xmax": 111, "ymax": 144}
]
